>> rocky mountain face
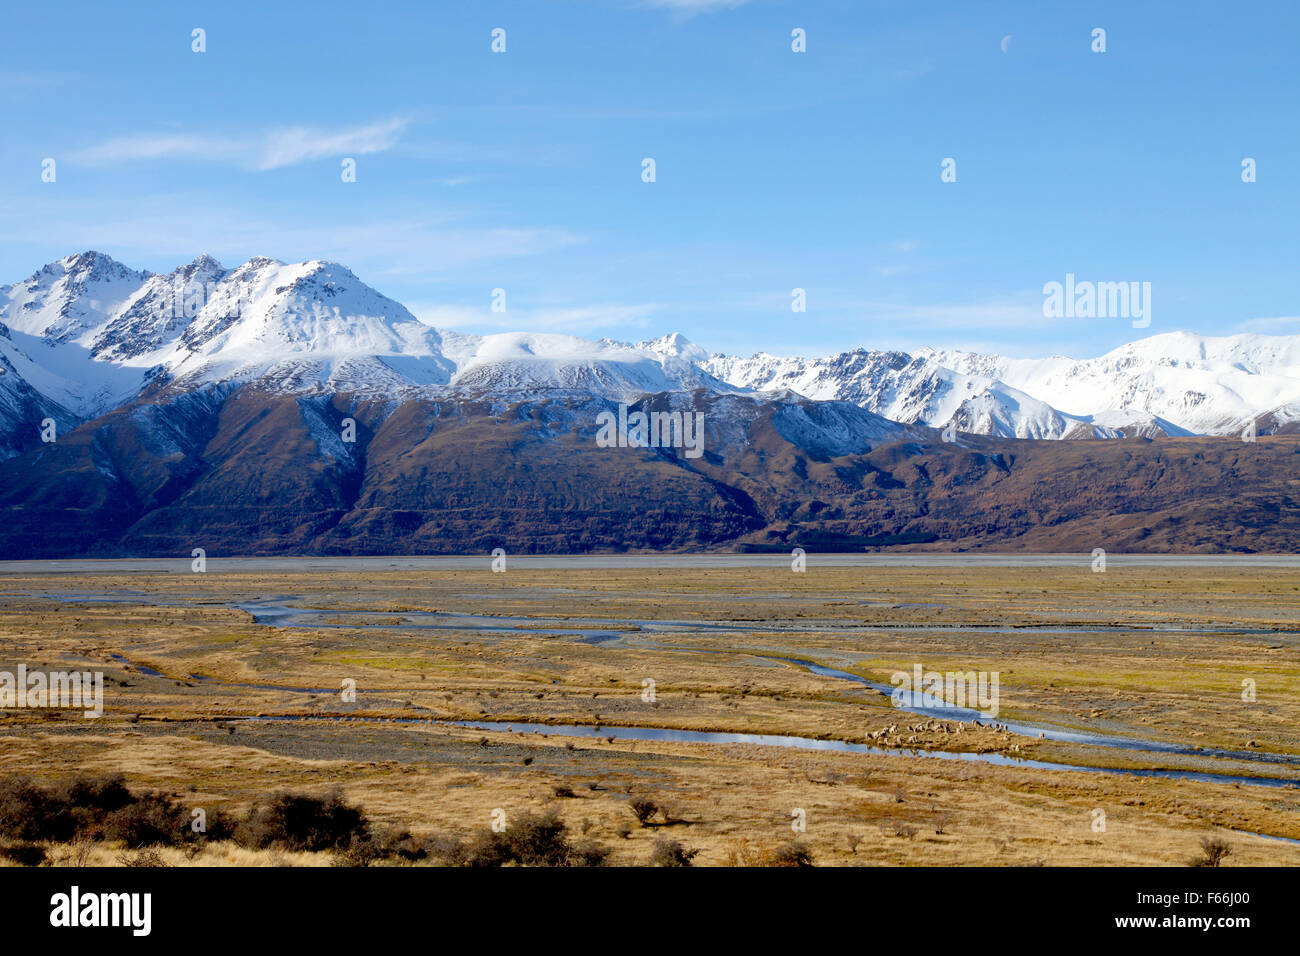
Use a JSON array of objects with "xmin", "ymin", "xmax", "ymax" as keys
[
  {"xmin": 701, "ymin": 336, "xmax": 1300, "ymax": 441},
  {"xmin": 2, "ymin": 379, "xmax": 1296, "ymax": 558},
  {"xmin": 1, "ymin": 250, "xmax": 1298, "ymax": 556}
]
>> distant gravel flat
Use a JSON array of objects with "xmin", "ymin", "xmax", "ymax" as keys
[{"xmin": 4, "ymin": 553, "xmax": 1300, "ymax": 574}]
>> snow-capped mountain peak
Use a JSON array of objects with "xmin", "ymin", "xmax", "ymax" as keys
[
  {"xmin": 4, "ymin": 250, "xmax": 1300, "ymax": 446},
  {"xmin": 637, "ymin": 331, "xmax": 711, "ymax": 365},
  {"xmin": 0, "ymin": 251, "xmax": 151, "ymax": 344}
]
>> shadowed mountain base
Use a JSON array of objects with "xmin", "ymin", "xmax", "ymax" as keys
[{"xmin": 0, "ymin": 385, "xmax": 1296, "ymax": 557}]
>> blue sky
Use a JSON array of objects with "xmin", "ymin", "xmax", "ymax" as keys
[{"xmin": 1, "ymin": 0, "xmax": 1297, "ymax": 358}]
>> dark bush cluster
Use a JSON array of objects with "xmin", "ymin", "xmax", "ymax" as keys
[
  {"xmin": 0, "ymin": 774, "xmax": 263, "ymax": 856},
  {"xmin": 333, "ymin": 828, "xmax": 425, "ymax": 867},
  {"xmin": 3, "ymin": 776, "xmax": 810, "ymax": 868},
  {"xmin": 238, "ymin": 790, "xmax": 368, "ymax": 853},
  {"xmin": 0, "ymin": 773, "xmax": 225, "ymax": 846},
  {"xmin": 0, "ymin": 841, "xmax": 48, "ymax": 866},
  {"xmin": 0, "ymin": 775, "xmax": 615, "ymax": 868},
  {"xmin": 1, "ymin": 775, "xmax": 123, "ymax": 842},
  {"xmin": 425, "ymin": 809, "xmax": 610, "ymax": 867},
  {"xmin": 108, "ymin": 791, "xmax": 235, "ymax": 849}
]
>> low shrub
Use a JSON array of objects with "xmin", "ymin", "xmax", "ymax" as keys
[
  {"xmin": 766, "ymin": 841, "xmax": 815, "ymax": 867},
  {"xmin": 0, "ymin": 776, "xmax": 76, "ymax": 842},
  {"xmin": 648, "ymin": 837, "xmax": 698, "ymax": 867},
  {"xmin": 115, "ymin": 848, "xmax": 167, "ymax": 868},
  {"xmin": 0, "ymin": 841, "xmax": 48, "ymax": 866},
  {"xmin": 568, "ymin": 838, "xmax": 612, "ymax": 867},
  {"xmin": 629, "ymin": 797, "xmax": 659, "ymax": 826},
  {"xmin": 503, "ymin": 809, "xmax": 570, "ymax": 866},
  {"xmin": 1193, "ymin": 836, "xmax": 1232, "ymax": 868},
  {"xmin": 104, "ymin": 792, "xmax": 190, "ymax": 849},
  {"xmin": 426, "ymin": 810, "xmax": 610, "ymax": 867},
  {"xmin": 0, "ymin": 773, "xmax": 241, "ymax": 850},
  {"xmin": 239, "ymin": 790, "xmax": 369, "ymax": 853}
]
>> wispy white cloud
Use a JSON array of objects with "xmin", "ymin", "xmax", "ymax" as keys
[
  {"xmin": 256, "ymin": 118, "xmax": 408, "ymax": 170},
  {"xmin": 639, "ymin": 0, "xmax": 752, "ymax": 16},
  {"xmin": 1236, "ymin": 315, "xmax": 1300, "ymax": 334},
  {"xmin": 73, "ymin": 118, "xmax": 409, "ymax": 170},
  {"xmin": 76, "ymin": 134, "xmax": 239, "ymax": 164},
  {"xmin": 730, "ymin": 290, "xmax": 1046, "ymax": 331},
  {"xmin": 870, "ymin": 300, "xmax": 1046, "ymax": 330},
  {"xmin": 411, "ymin": 302, "xmax": 659, "ymax": 334},
  {"xmin": 0, "ymin": 193, "xmax": 586, "ymax": 281}
]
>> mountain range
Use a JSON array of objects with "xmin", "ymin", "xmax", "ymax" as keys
[{"xmin": 1, "ymin": 250, "xmax": 1298, "ymax": 557}]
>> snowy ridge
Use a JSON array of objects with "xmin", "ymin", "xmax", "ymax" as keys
[
  {"xmin": 712, "ymin": 333, "xmax": 1300, "ymax": 439},
  {"xmin": 703, "ymin": 348, "xmax": 1099, "ymax": 439},
  {"xmin": 917, "ymin": 333, "xmax": 1300, "ymax": 436},
  {"xmin": 0, "ymin": 251, "xmax": 150, "ymax": 344},
  {"xmin": 3, "ymin": 251, "xmax": 1300, "ymax": 443}
]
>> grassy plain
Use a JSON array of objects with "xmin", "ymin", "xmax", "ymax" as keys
[{"xmin": 2, "ymin": 563, "xmax": 1300, "ymax": 866}]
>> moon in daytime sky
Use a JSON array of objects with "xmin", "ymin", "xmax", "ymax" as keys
[{"xmin": 1001, "ymin": 34, "xmax": 1013, "ymax": 53}]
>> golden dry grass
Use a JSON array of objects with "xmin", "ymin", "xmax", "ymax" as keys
[{"xmin": 2, "ymin": 564, "xmax": 1299, "ymax": 865}]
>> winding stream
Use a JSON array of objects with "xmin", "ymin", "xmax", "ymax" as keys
[
  {"xmin": 49, "ymin": 592, "xmax": 1300, "ymax": 790},
  {"xmin": 232, "ymin": 602, "xmax": 1300, "ymax": 771},
  {"xmin": 229, "ymin": 714, "xmax": 1300, "ymax": 790}
]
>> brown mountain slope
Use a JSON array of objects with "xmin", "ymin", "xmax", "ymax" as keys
[{"xmin": 0, "ymin": 385, "xmax": 1297, "ymax": 557}]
